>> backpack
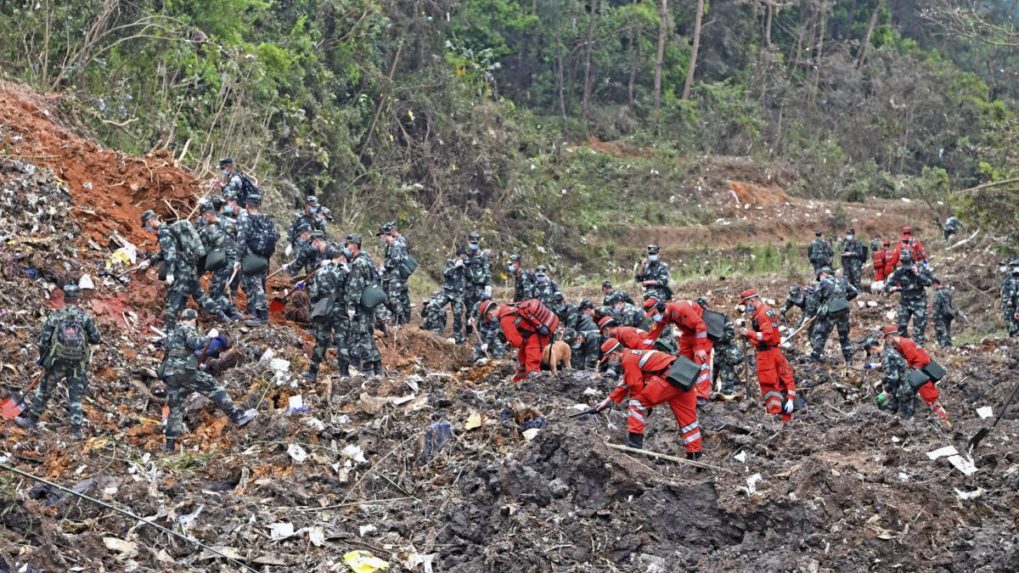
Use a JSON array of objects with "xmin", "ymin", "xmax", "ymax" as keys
[
  {"xmin": 169, "ymin": 220, "xmax": 206, "ymax": 263},
  {"xmin": 237, "ymin": 173, "xmax": 260, "ymax": 207},
  {"xmin": 513, "ymin": 299, "xmax": 560, "ymax": 336},
  {"xmin": 245, "ymin": 213, "xmax": 279, "ymax": 258},
  {"xmin": 50, "ymin": 312, "xmax": 88, "ymax": 362}
]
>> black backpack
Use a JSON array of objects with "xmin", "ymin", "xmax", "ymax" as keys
[
  {"xmin": 237, "ymin": 173, "xmax": 260, "ymax": 207},
  {"xmin": 245, "ymin": 214, "xmax": 279, "ymax": 258}
]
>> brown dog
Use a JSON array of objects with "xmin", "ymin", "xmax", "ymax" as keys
[{"xmin": 541, "ymin": 341, "xmax": 572, "ymax": 373}]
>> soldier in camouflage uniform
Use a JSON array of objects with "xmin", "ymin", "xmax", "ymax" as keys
[
  {"xmin": 470, "ymin": 292, "xmax": 506, "ymax": 360},
  {"xmin": 233, "ymin": 194, "xmax": 278, "ymax": 326},
  {"xmin": 288, "ymin": 222, "xmax": 318, "ymax": 277},
  {"xmin": 884, "ymin": 250, "xmax": 935, "ymax": 345},
  {"xmin": 602, "ymin": 281, "xmax": 636, "ymax": 306},
  {"xmin": 508, "ymin": 255, "xmax": 534, "ymax": 302},
  {"xmin": 807, "ymin": 230, "xmax": 834, "ymax": 274},
  {"xmin": 220, "ymin": 195, "xmax": 245, "ymax": 298},
  {"xmin": 531, "ymin": 265, "xmax": 560, "ymax": 307},
  {"xmin": 421, "ymin": 292, "xmax": 448, "ymax": 335},
  {"xmin": 198, "ymin": 203, "xmax": 244, "ymax": 320},
  {"xmin": 379, "ymin": 222, "xmax": 412, "ymax": 325},
  {"xmin": 437, "ymin": 248, "xmax": 470, "ymax": 343},
  {"xmin": 862, "ymin": 337, "xmax": 915, "ymax": 418},
  {"xmin": 634, "ymin": 244, "xmax": 672, "ymax": 301},
  {"xmin": 159, "ymin": 308, "xmax": 257, "ymax": 453},
  {"xmin": 779, "ymin": 284, "xmax": 819, "ymax": 338},
  {"xmin": 931, "ymin": 279, "xmax": 957, "ymax": 348},
  {"xmin": 942, "ymin": 216, "xmax": 963, "ymax": 243},
  {"xmin": 463, "ymin": 232, "xmax": 491, "ymax": 336},
  {"xmin": 838, "ymin": 228, "xmax": 866, "ymax": 290},
  {"xmin": 287, "ymin": 196, "xmax": 324, "ymax": 251},
  {"xmin": 565, "ymin": 299, "xmax": 599, "ymax": 334},
  {"xmin": 343, "ymin": 234, "xmax": 384, "ymax": 376},
  {"xmin": 562, "ymin": 328, "xmax": 600, "ymax": 370},
  {"xmin": 550, "ymin": 292, "xmax": 570, "ymax": 325},
  {"xmin": 809, "ymin": 267, "xmax": 859, "ymax": 363},
  {"xmin": 1001, "ymin": 262, "xmax": 1019, "ymax": 337},
  {"xmin": 15, "ymin": 285, "xmax": 102, "ymax": 439},
  {"xmin": 699, "ymin": 298, "xmax": 742, "ymax": 400},
  {"xmin": 302, "ymin": 232, "xmax": 343, "ymax": 381},
  {"xmin": 139, "ymin": 210, "xmax": 229, "ymax": 330},
  {"xmin": 614, "ymin": 293, "xmax": 648, "ymax": 328}
]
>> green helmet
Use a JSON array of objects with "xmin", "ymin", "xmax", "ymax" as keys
[
  {"xmin": 180, "ymin": 308, "xmax": 198, "ymax": 321},
  {"xmin": 344, "ymin": 233, "xmax": 362, "ymax": 247},
  {"xmin": 141, "ymin": 209, "xmax": 157, "ymax": 225},
  {"xmin": 63, "ymin": 284, "xmax": 81, "ymax": 300},
  {"xmin": 245, "ymin": 194, "xmax": 262, "ymax": 206}
]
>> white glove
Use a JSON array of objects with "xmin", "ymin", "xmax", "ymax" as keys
[
  {"xmin": 783, "ymin": 398, "xmax": 795, "ymax": 414},
  {"xmin": 138, "ymin": 260, "xmax": 151, "ymax": 271},
  {"xmin": 234, "ymin": 262, "xmax": 241, "ymax": 272},
  {"xmin": 347, "ymin": 309, "xmax": 356, "ymax": 320},
  {"xmin": 454, "ymin": 258, "xmax": 464, "ymax": 267},
  {"xmin": 207, "ymin": 329, "xmax": 219, "ymax": 339},
  {"xmin": 285, "ymin": 244, "xmax": 294, "ymax": 257},
  {"xmin": 319, "ymin": 259, "xmax": 330, "ymax": 268},
  {"xmin": 484, "ymin": 286, "xmax": 492, "ymax": 296},
  {"xmin": 480, "ymin": 343, "xmax": 489, "ymax": 352},
  {"xmin": 166, "ymin": 274, "xmax": 175, "ymax": 286}
]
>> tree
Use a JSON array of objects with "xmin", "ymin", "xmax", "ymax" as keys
[
  {"xmin": 682, "ymin": 0, "xmax": 704, "ymax": 100},
  {"xmin": 653, "ymin": 0, "xmax": 668, "ymax": 110}
]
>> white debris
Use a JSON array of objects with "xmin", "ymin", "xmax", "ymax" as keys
[
  {"xmin": 359, "ymin": 524, "xmax": 378, "ymax": 537},
  {"xmin": 733, "ymin": 451, "xmax": 748, "ymax": 463},
  {"xmin": 948, "ymin": 455, "xmax": 978, "ymax": 476},
  {"xmin": 340, "ymin": 444, "xmax": 368, "ymax": 464},
  {"xmin": 307, "ymin": 526, "xmax": 326, "ymax": 547},
  {"xmin": 256, "ymin": 348, "xmax": 275, "ymax": 369},
  {"xmin": 954, "ymin": 488, "xmax": 984, "ymax": 501},
  {"xmin": 78, "ymin": 274, "xmax": 95, "ymax": 290},
  {"xmin": 287, "ymin": 444, "xmax": 308, "ymax": 464},
  {"xmin": 583, "ymin": 388, "xmax": 601, "ymax": 396},
  {"xmin": 522, "ymin": 428, "xmax": 541, "ymax": 442},
  {"xmin": 746, "ymin": 473, "xmax": 763, "ymax": 494},
  {"xmin": 268, "ymin": 522, "xmax": 296, "ymax": 541},
  {"xmin": 927, "ymin": 446, "xmax": 958, "ymax": 460},
  {"xmin": 977, "ymin": 406, "xmax": 993, "ymax": 419}
]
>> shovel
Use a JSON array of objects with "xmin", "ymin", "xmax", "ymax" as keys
[
  {"xmin": 1, "ymin": 372, "xmax": 43, "ymax": 421},
  {"xmin": 269, "ymin": 268, "xmax": 321, "ymax": 314},
  {"xmin": 968, "ymin": 378, "xmax": 1019, "ymax": 454},
  {"xmin": 569, "ymin": 407, "xmax": 599, "ymax": 419}
]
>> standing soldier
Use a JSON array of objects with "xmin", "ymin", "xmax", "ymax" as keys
[
  {"xmin": 219, "ymin": 158, "xmax": 255, "ymax": 208},
  {"xmin": 942, "ymin": 216, "xmax": 963, "ymax": 243},
  {"xmin": 531, "ymin": 265, "xmax": 560, "ymax": 307},
  {"xmin": 1002, "ymin": 261, "xmax": 1019, "ymax": 338},
  {"xmin": 809, "ymin": 267, "xmax": 859, "ymax": 364},
  {"xmin": 635, "ymin": 244, "xmax": 672, "ymax": 301},
  {"xmin": 702, "ymin": 298, "xmax": 742, "ymax": 401},
  {"xmin": 463, "ymin": 232, "xmax": 492, "ymax": 336},
  {"xmin": 739, "ymin": 289, "xmax": 798, "ymax": 423},
  {"xmin": 198, "ymin": 203, "xmax": 244, "ymax": 321},
  {"xmin": 438, "ymin": 248, "xmax": 470, "ymax": 343},
  {"xmin": 288, "ymin": 222, "xmax": 318, "ymax": 277},
  {"xmin": 159, "ymin": 309, "xmax": 257, "ymax": 453},
  {"xmin": 15, "ymin": 284, "xmax": 102, "ymax": 440},
  {"xmin": 138, "ymin": 210, "xmax": 230, "ymax": 329},
  {"xmin": 931, "ymin": 279, "xmax": 957, "ymax": 348},
  {"xmin": 884, "ymin": 250, "xmax": 934, "ymax": 345},
  {"xmin": 838, "ymin": 228, "xmax": 866, "ymax": 290},
  {"xmin": 287, "ymin": 196, "xmax": 323, "ymax": 253},
  {"xmin": 508, "ymin": 255, "xmax": 534, "ymax": 302},
  {"xmin": 302, "ymin": 232, "xmax": 342, "ymax": 382},
  {"xmin": 807, "ymin": 230, "xmax": 834, "ymax": 274},
  {"xmin": 378, "ymin": 222, "xmax": 411, "ymax": 325},
  {"xmin": 233, "ymin": 194, "xmax": 279, "ymax": 326},
  {"xmin": 343, "ymin": 234, "xmax": 384, "ymax": 376}
]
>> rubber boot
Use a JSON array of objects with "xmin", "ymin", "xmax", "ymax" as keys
[
  {"xmin": 372, "ymin": 361, "xmax": 384, "ymax": 377},
  {"xmin": 626, "ymin": 432, "xmax": 644, "ymax": 449},
  {"xmin": 215, "ymin": 310, "xmax": 232, "ymax": 324},
  {"xmin": 228, "ymin": 307, "xmax": 244, "ymax": 321},
  {"xmin": 70, "ymin": 425, "xmax": 84, "ymax": 441},
  {"xmin": 302, "ymin": 368, "xmax": 318, "ymax": 382},
  {"xmin": 686, "ymin": 451, "xmax": 704, "ymax": 472},
  {"xmin": 164, "ymin": 438, "xmax": 177, "ymax": 454},
  {"xmin": 14, "ymin": 412, "xmax": 38, "ymax": 430},
  {"xmin": 245, "ymin": 311, "xmax": 268, "ymax": 327},
  {"xmin": 337, "ymin": 361, "xmax": 350, "ymax": 378}
]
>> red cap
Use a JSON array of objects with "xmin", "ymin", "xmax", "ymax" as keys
[
  {"xmin": 600, "ymin": 338, "xmax": 622, "ymax": 356},
  {"xmin": 880, "ymin": 325, "xmax": 898, "ymax": 337},
  {"xmin": 597, "ymin": 316, "xmax": 618, "ymax": 330},
  {"xmin": 739, "ymin": 288, "xmax": 758, "ymax": 300},
  {"xmin": 642, "ymin": 297, "xmax": 660, "ymax": 310},
  {"xmin": 902, "ymin": 226, "xmax": 912, "ymax": 235},
  {"xmin": 479, "ymin": 300, "xmax": 496, "ymax": 319}
]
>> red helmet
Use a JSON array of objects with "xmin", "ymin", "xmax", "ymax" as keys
[
  {"xmin": 600, "ymin": 338, "xmax": 622, "ymax": 356},
  {"xmin": 902, "ymin": 226, "xmax": 913, "ymax": 235},
  {"xmin": 597, "ymin": 316, "xmax": 618, "ymax": 330},
  {"xmin": 880, "ymin": 325, "xmax": 898, "ymax": 337},
  {"xmin": 739, "ymin": 288, "xmax": 758, "ymax": 301},
  {"xmin": 479, "ymin": 300, "xmax": 497, "ymax": 319}
]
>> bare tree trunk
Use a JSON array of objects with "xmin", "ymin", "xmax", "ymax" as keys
[
  {"xmin": 581, "ymin": 0, "xmax": 599, "ymax": 121},
  {"xmin": 857, "ymin": 0, "xmax": 882, "ymax": 68},
  {"xmin": 790, "ymin": 6, "xmax": 809, "ymax": 74},
  {"xmin": 810, "ymin": 5, "xmax": 827, "ymax": 105},
  {"xmin": 556, "ymin": 41, "xmax": 567, "ymax": 119},
  {"xmin": 765, "ymin": 2, "xmax": 774, "ymax": 49},
  {"xmin": 682, "ymin": 0, "xmax": 704, "ymax": 100},
  {"xmin": 653, "ymin": 0, "xmax": 668, "ymax": 110},
  {"xmin": 628, "ymin": 29, "xmax": 640, "ymax": 106}
]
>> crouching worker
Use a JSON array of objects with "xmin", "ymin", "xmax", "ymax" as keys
[
  {"xmin": 159, "ymin": 308, "xmax": 257, "ymax": 453},
  {"xmin": 868, "ymin": 326, "xmax": 951, "ymax": 430},
  {"xmin": 593, "ymin": 338, "xmax": 702, "ymax": 460},
  {"xmin": 481, "ymin": 299, "xmax": 558, "ymax": 382}
]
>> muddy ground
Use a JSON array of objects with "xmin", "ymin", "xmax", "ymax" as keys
[{"xmin": 1, "ymin": 82, "xmax": 1018, "ymax": 573}]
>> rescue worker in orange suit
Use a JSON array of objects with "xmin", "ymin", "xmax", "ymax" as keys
[
  {"xmin": 481, "ymin": 300, "xmax": 550, "ymax": 382},
  {"xmin": 643, "ymin": 297, "xmax": 713, "ymax": 404},
  {"xmin": 598, "ymin": 316, "xmax": 653, "ymax": 350},
  {"xmin": 593, "ymin": 339, "xmax": 702, "ymax": 460},
  {"xmin": 879, "ymin": 325, "xmax": 951, "ymax": 429},
  {"xmin": 888, "ymin": 226, "xmax": 928, "ymax": 268},
  {"xmin": 872, "ymin": 239, "xmax": 893, "ymax": 283},
  {"xmin": 739, "ymin": 289, "xmax": 797, "ymax": 422}
]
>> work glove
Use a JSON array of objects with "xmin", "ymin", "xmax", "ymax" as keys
[
  {"xmin": 285, "ymin": 244, "xmax": 294, "ymax": 257},
  {"xmin": 594, "ymin": 398, "xmax": 612, "ymax": 412},
  {"xmin": 480, "ymin": 343, "xmax": 489, "ymax": 352},
  {"xmin": 783, "ymin": 398, "xmax": 795, "ymax": 414},
  {"xmin": 206, "ymin": 329, "xmax": 219, "ymax": 339},
  {"xmin": 294, "ymin": 280, "xmax": 306, "ymax": 290},
  {"xmin": 347, "ymin": 309, "xmax": 356, "ymax": 320},
  {"xmin": 779, "ymin": 308, "xmax": 787, "ymax": 317},
  {"xmin": 864, "ymin": 362, "xmax": 881, "ymax": 370},
  {"xmin": 454, "ymin": 258, "xmax": 464, "ymax": 268},
  {"xmin": 234, "ymin": 262, "xmax": 241, "ymax": 272},
  {"xmin": 165, "ymin": 274, "xmax": 175, "ymax": 286},
  {"xmin": 138, "ymin": 260, "xmax": 151, "ymax": 271},
  {"xmin": 484, "ymin": 286, "xmax": 492, "ymax": 296},
  {"xmin": 695, "ymin": 349, "xmax": 709, "ymax": 362}
]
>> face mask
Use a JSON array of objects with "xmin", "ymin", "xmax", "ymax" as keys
[
  {"xmin": 607, "ymin": 359, "xmax": 621, "ymax": 370},
  {"xmin": 536, "ymin": 274, "xmax": 547, "ymax": 282},
  {"xmin": 380, "ymin": 237, "xmax": 387, "ymax": 246},
  {"xmin": 744, "ymin": 304, "xmax": 755, "ymax": 314},
  {"xmin": 846, "ymin": 235, "xmax": 854, "ymax": 241},
  {"xmin": 343, "ymin": 247, "xmax": 353, "ymax": 258},
  {"xmin": 223, "ymin": 205, "xmax": 233, "ymax": 215},
  {"xmin": 468, "ymin": 242, "xmax": 479, "ymax": 252},
  {"xmin": 652, "ymin": 313, "xmax": 663, "ymax": 323},
  {"xmin": 507, "ymin": 264, "xmax": 515, "ymax": 273},
  {"xmin": 571, "ymin": 343, "xmax": 581, "ymax": 350},
  {"xmin": 220, "ymin": 170, "xmax": 229, "ymax": 177},
  {"xmin": 145, "ymin": 224, "xmax": 155, "ymax": 233},
  {"xmin": 648, "ymin": 254, "xmax": 658, "ymax": 262}
]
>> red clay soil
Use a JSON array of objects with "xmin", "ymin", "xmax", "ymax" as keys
[{"xmin": 0, "ymin": 81, "xmax": 201, "ymax": 250}]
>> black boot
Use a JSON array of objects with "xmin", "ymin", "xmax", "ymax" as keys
[
  {"xmin": 337, "ymin": 361, "xmax": 350, "ymax": 377},
  {"xmin": 372, "ymin": 361, "xmax": 384, "ymax": 377},
  {"xmin": 302, "ymin": 367, "xmax": 319, "ymax": 382},
  {"xmin": 70, "ymin": 425, "xmax": 84, "ymax": 440},
  {"xmin": 686, "ymin": 451, "xmax": 705, "ymax": 472},
  {"xmin": 626, "ymin": 432, "xmax": 644, "ymax": 449},
  {"xmin": 164, "ymin": 438, "xmax": 177, "ymax": 454}
]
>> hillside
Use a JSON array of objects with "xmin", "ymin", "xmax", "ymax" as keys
[{"xmin": 2, "ymin": 79, "xmax": 1019, "ymax": 573}]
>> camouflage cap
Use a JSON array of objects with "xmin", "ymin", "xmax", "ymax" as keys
[
  {"xmin": 62, "ymin": 284, "xmax": 81, "ymax": 300},
  {"xmin": 647, "ymin": 244, "xmax": 660, "ymax": 255},
  {"xmin": 789, "ymin": 284, "xmax": 801, "ymax": 296},
  {"xmin": 376, "ymin": 222, "xmax": 394, "ymax": 236},
  {"xmin": 899, "ymin": 249, "xmax": 913, "ymax": 263},
  {"xmin": 180, "ymin": 308, "xmax": 198, "ymax": 321},
  {"xmin": 468, "ymin": 231, "xmax": 481, "ymax": 241},
  {"xmin": 325, "ymin": 245, "xmax": 342, "ymax": 259},
  {"xmin": 553, "ymin": 291, "xmax": 564, "ymax": 301},
  {"xmin": 210, "ymin": 195, "xmax": 226, "ymax": 210},
  {"xmin": 695, "ymin": 296, "xmax": 709, "ymax": 308},
  {"xmin": 218, "ymin": 157, "xmax": 234, "ymax": 167},
  {"xmin": 862, "ymin": 336, "xmax": 879, "ymax": 349},
  {"xmin": 199, "ymin": 201, "xmax": 217, "ymax": 214},
  {"xmin": 509, "ymin": 254, "xmax": 521, "ymax": 263},
  {"xmin": 309, "ymin": 230, "xmax": 326, "ymax": 241},
  {"xmin": 562, "ymin": 328, "xmax": 578, "ymax": 341},
  {"xmin": 535, "ymin": 264, "xmax": 548, "ymax": 273},
  {"xmin": 305, "ymin": 195, "xmax": 319, "ymax": 206},
  {"xmin": 245, "ymin": 194, "xmax": 262, "ymax": 206},
  {"xmin": 140, "ymin": 209, "xmax": 157, "ymax": 225},
  {"xmin": 578, "ymin": 299, "xmax": 593, "ymax": 310},
  {"xmin": 344, "ymin": 233, "xmax": 362, "ymax": 246},
  {"xmin": 601, "ymin": 280, "xmax": 613, "ymax": 289},
  {"xmin": 296, "ymin": 222, "xmax": 312, "ymax": 235}
]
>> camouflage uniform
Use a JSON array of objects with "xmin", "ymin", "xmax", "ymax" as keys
[
  {"xmin": 382, "ymin": 235, "xmax": 411, "ymax": 325},
  {"xmin": 779, "ymin": 285, "xmax": 819, "ymax": 335},
  {"xmin": 807, "ymin": 237, "xmax": 834, "ymax": 273},
  {"xmin": 877, "ymin": 344, "xmax": 915, "ymax": 417},
  {"xmin": 616, "ymin": 301, "xmax": 647, "ymax": 329},
  {"xmin": 421, "ymin": 292, "xmax": 448, "ymax": 335},
  {"xmin": 235, "ymin": 209, "xmax": 278, "ymax": 322},
  {"xmin": 345, "ymin": 251, "xmax": 382, "ymax": 368},
  {"xmin": 439, "ymin": 258, "xmax": 469, "ymax": 343},
  {"xmin": 512, "ymin": 268, "xmax": 535, "ymax": 302},
  {"xmin": 943, "ymin": 216, "xmax": 961, "ymax": 242},
  {"xmin": 531, "ymin": 275, "xmax": 561, "ymax": 307},
  {"xmin": 464, "ymin": 252, "xmax": 491, "ymax": 335},
  {"xmin": 306, "ymin": 260, "xmax": 343, "ymax": 378},
  {"xmin": 198, "ymin": 217, "xmax": 242, "ymax": 319},
  {"xmin": 471, "ymin": 297, "xmax": 506, "ymax": 360},
  {"xmin": 290, "ymin": 238, "xmax": 320, "ymax": 277},
  {"xmin": 151, "ymin": 220, "xmax": 224, "ymax": 329},
  {"xmin": 288, "ymin": 212, "xmax": 325, "ymax": 248},
  {"xmin": 838, "ymin": 235, "xmax": 866, "ymax": 290},
  {"xmin": 160, "ymin": 322, "xmax": 243, "ymax": 441},
  {"xmin": 809, "ymin": 274, "xmax": 858, "ymax": 362},
  {"xmin": 222, "ymin": 172, "xmax": 245, "ymax": 204},
  {"xmin": 566, "ymin": 304, "xmax": 598, "ymax": 334},
  {"xmin": 570, "ymin": 331, "xmax": 601, "ymax": 370},
  {"xmin": 931, "ymin": 286, "xmax": 956, "ymax": 348},
  {"xmin": 27, "ymin": 304, "xmax": 102, "ymax": 431},
  {"xmin": 635, "ymin": 260, "xmax": 671, "ymax": 301},
  {"xmin": 712, "ymin": 314, "xmax": 743, "ymax": 395},
  {"xmin": 885, "ymin": 261, "xmax": 935, "ymax": 346},
  {"xmin": 1002, "ymin": 270, "xmax": 1019, "ymax": 337}
]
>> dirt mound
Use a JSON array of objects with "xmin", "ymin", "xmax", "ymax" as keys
[
  {"xmin": 0, "ymin": 82, "xmax": 201, "ymax": 249},
  {"xmin": 728, "ymin": 180, "xmax": 790, "ymax": 207}
]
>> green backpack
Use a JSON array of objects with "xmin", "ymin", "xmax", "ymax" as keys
[{"xmin": 170, "ymin": 220, "xmax": 206, "ymax": 263}]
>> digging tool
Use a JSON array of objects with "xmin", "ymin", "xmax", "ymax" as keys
[
  {"xmin": 117, "ymin": 262, "xmax": 146, "ymax": 278},
  {"xmin": 269, "ymin": 267, "xmax": 328, "ymax": 314},
  {"xmin": 781, "ymin": 314, "xmax": 817, "ymax": 346},
  {"xmin": 569, "ymin": 407, "xmax": 599, "ymax": 418},
  {"xmin": 266, "ymin": 263, "xmax": 291, "ymax": 281},
  {"xmin": 1, "ymin": 372, "xmax": 43, "ymax": 421},
  {"xmin": 605, "ymin": 442, "xmax": 726, "ymax": 472},
  {"xmin": 968, "ymin": 378, "xmax": 1019, "ymax": 454},
  {"xmin": 470, "ymin": 318, "xmax": 492, "ymax": 360}
]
